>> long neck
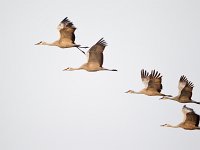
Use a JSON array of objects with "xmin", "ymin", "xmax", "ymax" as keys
[
  {"xmin": 166, "ymin": 124, "xmax": 180, "ymax": 128},
  {"xmin": 63, "ymin": 66, "xmax": 83, "ymax": 71},
  {"xmin": 164, "ymin": 96, "xmax": 177, "ymax": 101},
  {"xmin": 68, "ymin": 67, "xmax": 83, "ymax": 71},
  {"xmin": 128, "ymin": 90, "xmax": 144, "ymax": 94},
  {"xmin": 134, "ymin": 91, "xmax": 144, "ymax": 94},
  {"xmin": 43, "ymin": 41, "xmax": 59, "ymax": 46}
]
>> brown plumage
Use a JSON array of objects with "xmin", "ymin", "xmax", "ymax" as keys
[
  {"xmin": 160, "ymin": 75, "xmax": 200, "ymax": 104},
  {"xmin": 125, "ymin": 69, "xmax": 171, "ymax": 96},
  {"xmin": 35, "ymin": 17, "xmax": 88, "ymax": 54},
  {"xmin": 161, "ymin": 105, "xmax": 200, "ymax": 130},
  {"xmin": 63, "ymin": 38, "xmax": 117, "ymax": 72}
]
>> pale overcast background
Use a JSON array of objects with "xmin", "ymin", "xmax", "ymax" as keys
[{"xmin": 1, "ymin": 0, "xmax": 200, "ymax": 150}]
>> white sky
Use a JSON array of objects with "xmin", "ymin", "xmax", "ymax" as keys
[{"xmin": 1, "ymin": 0, "xmax": 200, "ymax": 150}]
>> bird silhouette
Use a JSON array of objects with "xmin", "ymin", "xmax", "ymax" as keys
[
  {"xmin": 63, "ymin": 38, "xmax": 117, "ymax": 72},
  {"xmin": 35, "ymin": 17, "xmax": 88, "ymax": 54},
  {"xmin": 125, "ymin": 69, "xmax": 172, "ymax": 97},
  {"xmin": 160, "ymin": 75, "xmax": 200, "ymax": 104},
  {"xmin": 161, "ymin": 105, "xmax": 200, "ymax": 130}
]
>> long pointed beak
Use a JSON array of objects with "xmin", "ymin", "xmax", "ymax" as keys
[{"xmin": 35, "ymin": 41, "xmax": 42, "ymax": 45}]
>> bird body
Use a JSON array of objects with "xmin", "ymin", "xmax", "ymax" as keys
[
  {"xmin": 125, "ymin": 69, "xmax": 171, "ymax": 97},
  {"xmin": 63, "ymin": 38, "xmax": 117, "ymax": 72},
  {"xmin": 35, "ymin": 17, "xmax": 88, "ymax": 54},
  {"xmin": 160, "ymin": 75, "xmax": 200, "ymax": 104},
  {"xmin": 161, "ymin": 105, "xmax": 200, "ymax": 130}
]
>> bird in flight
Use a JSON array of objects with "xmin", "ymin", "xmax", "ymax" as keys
[
  {"xmin": 125, "ymin": 69, "xmax": 172, "ymax": 97},
  {"xmin": 35, "ymin": 17, "xmax": 88, "ymax": 54},
  {"xmin": 63, "ymin": 38, "xmax": 117, "ymax": 72},
  {"xmin": 160, "ymin": 75, "xmax": 200, "ymax": 104},
  {"xmin": 161, "ymin": 105, "xmax": 200, "ymax": 130}
]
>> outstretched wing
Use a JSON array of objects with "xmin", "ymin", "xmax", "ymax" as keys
[
  {"xmin": 87, "ymin": 38, "xmax": 107, "ymax": 67},
  {"xmin": 58, "ymin": 17, "xmax": 76, "ymax": 43},
  {"xmin": 141, "ymin": 69, "xmax": 150, "ymax": 88},
  {"xmin": 179, "ymin": 76, "xmax": 194, "ymax": 100},
  {"xmin": 147, "ymin": 70, "xmax": 163, "ymax": 92},
  {"xmin": 184, "ymin": 112, "xmax": 199, "ymax": 127},
  {"xmin": 178, "ymin": 75, "xmax": 187, "ymax": 95}
]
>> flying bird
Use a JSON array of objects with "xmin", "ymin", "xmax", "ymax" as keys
[
  {"xmin": 35, "ymin": 17, "xmax": 88, "ymax": 54},
  {"xmin": 63, "ymin": 38, "xmax": 117, "ymax": 72},
  {"xmin": 125, "ymin": 69, "xmax": 171, "ymax": 97},
  {"xmin": 161, "ymin": 105, "xmax": 200, "ymax": 130},
  {"xmin": 160, "ymin": 75, "xmax": 200, "ymax": 104}
]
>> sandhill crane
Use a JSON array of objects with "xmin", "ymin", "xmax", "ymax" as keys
[
  {"xmin": 35, "ymin": 17, "xmax": 88, "ymax": 54},
  {"xmin": 125, "ymin": 69, "xmax": 171, "ymax": 97},
  {"xmin": 160, "ymin": 75, "xmax": 200, "ymax": 104},
  {"xmin": 161, "ymin": 105, "xmax": 200, "ymax": 130},
  {"xmin": 63, "ymin": 38, "xmax": 117, "ymax": 72}
]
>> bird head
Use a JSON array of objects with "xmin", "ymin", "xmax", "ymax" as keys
[
  {"xmin": 160, "ymin": 124, "xmax": 170, "ymax": 127},
  {"xmin": 63, "ymin": 67, "xmax": 72, "ymax": 71},
  {"xmin": 35, "ymin": 41, "xmax": 46, "ymax": 45},
  {"xmin": 125, "ymin": 90, "xmax": 135, "ymax": 94}
]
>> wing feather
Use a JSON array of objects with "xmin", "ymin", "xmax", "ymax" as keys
[
  {"xmin": 179, "ymin": 76, "xmax": 194, "ymax": 100},
  {"xmin": 141, "ymin": 69, "xmax": 150, "ymax": 88},
  {"xmin": 178, "ymin": 75, "xmax": 187, "ymax": 94},
  {"xmin": 87, "ymin": 38, "xmax": 107, "ymax": 67},
  {"xmin": 147, "ymin": 70, "xmax": 163, "ymax": 92},
  {"xmin": 58, "ymin": 17, "xmax": 76, "ymax": 43},
  {"xmin": 184, "ymin": 112, "xmax": 199, "ymax": 127}
]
